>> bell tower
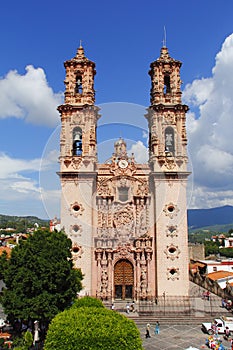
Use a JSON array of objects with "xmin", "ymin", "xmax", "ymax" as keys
[
  {"xmin": 146, "ymin": 46, "xmax": 190, "ymax": 297},
  {"xmin": 57, "ymin": 45, "xmax": 100, "ymax": 295}
]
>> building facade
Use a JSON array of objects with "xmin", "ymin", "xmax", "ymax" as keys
[{"xmin": 57, "ymin": 45, "xmax": 190, "ymax": 300}]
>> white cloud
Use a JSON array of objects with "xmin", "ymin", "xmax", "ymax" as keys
[
  {"xmin": 0, "ymin": 152, "xmax": 41, "ymax": 179},
  {"xmin": 0, "ymin": 65, "xmax": 63, "ymax": 127},
  {"xmin": 183, "ymin": 33, "xmax": 233, "ymax": 208},
  {"xmin": 128, "ymin": 141, "xmax": 148, "ymax": 163},
  {"xmin": 0, "ymin": 150, "xmax": 60, "ymax": 218}
]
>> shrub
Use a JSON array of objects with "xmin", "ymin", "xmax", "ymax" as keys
[{"xmin": 44, "ymin": 305, "xmax": 143, "ymax": 350}]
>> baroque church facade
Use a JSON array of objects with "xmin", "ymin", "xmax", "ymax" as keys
[{"xmin": 57, "ymin": 45, "xmax": 190, "ymax": 300}]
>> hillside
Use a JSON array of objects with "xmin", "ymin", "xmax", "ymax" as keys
[
  {"xmin": 0, "ymin": 214, "xmax": 49, "ymax": 229},
  {"xmin": 1, "ymin": 206, "xmax": 233, "ymax": 233},
  {"xmin": 188, "ymin": 205, "xmax": 233, "ymax": 231}
]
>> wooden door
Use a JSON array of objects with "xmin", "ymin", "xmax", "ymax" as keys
[{"xmin": 114, "ymin": 260, "xmax": 133, "ymax": 299}]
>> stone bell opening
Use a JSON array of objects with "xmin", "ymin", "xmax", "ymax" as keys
[{"xmin": 114, "ymin": 259, "xmax": 134, "ymax": 300}]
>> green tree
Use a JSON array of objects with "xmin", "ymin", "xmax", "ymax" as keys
[
  {"xmin": 44, "ymin": 302, "xmax": 143, "ymax": 350},
  {"xmin": 219, "ymin": 248, "xmax": 233, "ymax": 258},
  {"xmin": 0, "ymin": 250, "xmax": 8, "ymax": 280},
  {"xmin": 1, "ymin": 229, "xmax": 83, "ymax": 327},
  {"xmin": 204, "ymin": 241, "xmax": 220, "ymax": 256}
]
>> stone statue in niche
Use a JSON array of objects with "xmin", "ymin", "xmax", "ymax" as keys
[
  {"xmin": 141, "ymin": 268, "xmax": 147, "ymax": 288},
  {"xmin": 101, "ymin": 269, "xmax": 108, "ymax": 292},
  {"xmin": 140, "ymin": 267, "xmax": 147, "ymax": 298},
  {"xmin": 139, "ymin": 208, "xmax": 147, "ymax": 232}
]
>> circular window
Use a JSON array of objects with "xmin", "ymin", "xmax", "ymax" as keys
[
  {"xmin": 72, "ymin": 246, "xmax": 80, "ymax": 254},
  {"xmin": 73, "ymin": 225, "xmax": 79, "ymax": 232},
  {"xmin": 73, "ymin": 204, "xmax": 80, "ymax": 212},
  {"xmin": 168, "ymin": 206, "xmax": 174, "ymax": 213},
  {"xmin": 168, "ymin": 247, "xmax": 176, "ymax": 254}
]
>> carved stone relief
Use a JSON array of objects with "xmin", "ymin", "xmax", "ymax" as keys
[
  {"xmin": 72, "ymin": 242, "xmax": 84, "ymax": 261},
  {"xmin": 163, "ymin": 202, "xmax": 179, "ymax": 219},
  {"xmin": 164, "ymin": 244, "xmax": 181, "ymax": 261},
  {"xmin": 97, "ymin": 178, "xmax": 111, "ymax": 197},
  {"xmin": 71, "ymin": 157, "xmax": 82, "ymax": 169},
  {"xmin": 136, "ymin": 179, "xmax": 149, "ymax": 196},
  {"xmin": 167, "ymin": 267, "xmax": 180, "ymax": 281},
  {"xmin": 166, "ymin": 225, "xmax": 178, "ymax": 238},
  {"xmin": 69, "ymin": 201, "xmax": 84, "ymax": 217},
  {"xmin": 69, "ymin": 224, "xmax": 82, "ymax": 238}
]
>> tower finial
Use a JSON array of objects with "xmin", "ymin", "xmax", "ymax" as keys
[
  {"xmin": 163, "ymin": 26, "xmax": 167, "ymax": 47},
  {"xmin": 76, "ymin": 41, "xmax": 85, "ymax": 58}
]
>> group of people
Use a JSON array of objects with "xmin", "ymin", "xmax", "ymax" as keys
[
  {"xmin": 221, "ymin": 298, "xmax": 232, "ymax": 310},
  {"xmin": 206, "ymin": 334, "xmax": 225, "ymax": 349},
  {"xmin": 111, "ymin": 301, "xmax": 137, "ymax": 313},
  {"xmin": 202, "ymin": 291, "xmax": 210, "ymax": 300},
  {"xmin": 145, "ymin": 321, "xmax": 160, "ymax": 338},
  {"xmin": 205, "ymin": 324, "xmax": 233, "ymax": 349},
  {"xmin": 125, "ymin": 302, "xmax": 136, "ymax": 313}
]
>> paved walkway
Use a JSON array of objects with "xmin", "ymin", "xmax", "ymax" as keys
[
  {"xmin": 128, "ymin": 283, "xmax": 233, "ymax": 349},
  {"xmin": 138, "ymin": 323, "xmax": 232, "ymax": 350}
]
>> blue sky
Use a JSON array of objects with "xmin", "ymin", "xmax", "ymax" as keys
[{"xmin": 1, "ymin": 0, "xmax": 233, "ymax": 219}]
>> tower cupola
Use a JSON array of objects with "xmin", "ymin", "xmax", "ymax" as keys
[
  {"xmin": 63, "ymin": 44, "xmax": 96, "ymax": 106},
  {"xmin": 114, "ymin": 137, "xmax": 127, "ymax": 158},
  {"xmin": 149, "ymin": 46, "xmax": 182, "ymax": 106}
]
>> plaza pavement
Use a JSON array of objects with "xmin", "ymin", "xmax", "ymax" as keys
[
  {"xmin": 127, "ymin": 283, "xmax": 233, "ymax": 350},
  {"xmin": 138, "ymin": 323, "xmax": 232, "ymax": 350}
]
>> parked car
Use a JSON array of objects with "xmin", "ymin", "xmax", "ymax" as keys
[{"xmin": 202, "ymin": 316, "xmax": 233, "ymax": 335}]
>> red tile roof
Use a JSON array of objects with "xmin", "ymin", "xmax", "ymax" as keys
[
  {"xmin": 208, "ymin": 270, "xmax": 233, "ymax": 280},
  {"xmin": 0, "ymin": 246, "xmax": 11, "ymax": 258}
]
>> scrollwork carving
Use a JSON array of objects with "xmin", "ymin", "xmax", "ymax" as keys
[
  {"xmin": 97, "ymin": 178, "xmax": 111, "ymax": 196},
  {"xmin": 137, "ymin": 179, "xmax": 149, "ymax": 196}
]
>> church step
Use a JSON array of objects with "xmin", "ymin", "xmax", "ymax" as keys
[{"xmin": 125, "ymin": 315, "xmax": 216, "ymax": 326}]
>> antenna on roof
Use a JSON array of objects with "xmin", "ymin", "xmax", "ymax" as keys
[
  {"xmin": 163, "ymin": 26, "xmax": 167, "ymax": 47},
  {"xmin": 79, "ymin": 39, "xmax": 82, "ymax": 48}
]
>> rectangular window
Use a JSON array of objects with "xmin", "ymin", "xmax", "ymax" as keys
[{"xmin": 118, "ymin": 187, "xmax": 129, "ymax": 202}]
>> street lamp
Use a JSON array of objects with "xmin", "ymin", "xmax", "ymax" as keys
[{"xmin": 163, "ymin": 291, "xmax": 166, "ymax": 315}]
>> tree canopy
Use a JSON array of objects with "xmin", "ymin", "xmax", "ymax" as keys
[{"xmin": 0, "ymin": 229, "xmax": 83, "ymax": 325}]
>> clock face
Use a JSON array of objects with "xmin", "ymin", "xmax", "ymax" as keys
[{"xmin": 118, "ymin": 159, "xmax": 128, "ymax": 169}]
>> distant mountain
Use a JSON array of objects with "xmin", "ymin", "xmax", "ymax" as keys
[
  {"xmin": 188, "ymin": 205, "xmax": 233, "ymax": 230},
  {"xmin": 1, "ymin": 207, "xmax": 233, "ymax": 233},
  {"xmin": 0, "ymin": 214, "xmax": 49, "ymax": 228}
]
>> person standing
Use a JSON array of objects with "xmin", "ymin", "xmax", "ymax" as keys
[
  {"xmin": 126, "ymin": 302, "xmax": 130, "ymax": 314},
  {"xmin": 155, "ymin": 321, "xmax": 160, "ymax": 335},
  {"xmin": 33, "ymin": 320, "xmax": 40, "ymax": 349},
  {"xmin": 225, "ymin": 326, "xmax": 230, "ymax": 340},
  {"xmin": 145, "ymin": 323, "xmax": 151, "ymax": 338}
]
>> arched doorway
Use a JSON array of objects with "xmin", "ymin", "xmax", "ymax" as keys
[{"xmin": 114, "ymin": 259, "xmax": 134, "ymax": 299}]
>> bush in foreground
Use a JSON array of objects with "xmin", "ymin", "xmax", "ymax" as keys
[{"xmin": 44, "ymin": 303, "xmax": 143, "ymax": 350}]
